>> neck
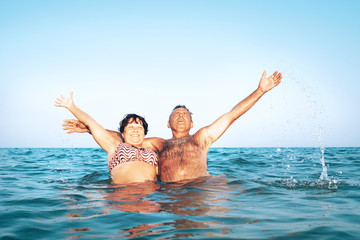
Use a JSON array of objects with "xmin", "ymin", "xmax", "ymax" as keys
[
  {"xmin": 124, "ymin": 141, "xmax": 143, "ymax": 148},
  {"xmin": 171, "ymin": 131, "xmax": 190, "ymax": 139}
]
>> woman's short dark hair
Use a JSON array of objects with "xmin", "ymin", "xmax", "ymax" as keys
[{"xmin": 118, "ymin": 114, "xmax": 148, "ymax": 136}]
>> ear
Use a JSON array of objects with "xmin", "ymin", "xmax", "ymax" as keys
[
  {"xmin": 167, "ymin": 121, "xmax": 171, "ymax": 128},
  {"xmin": 190, "ymin": 122, "xmax": 194, "ymax": 129},
  {"xmin": 119, "ymin": 132, "xmax": 125, "ymax": 143}
]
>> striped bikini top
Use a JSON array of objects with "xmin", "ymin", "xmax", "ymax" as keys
[{"xmin": 108, "ymin": 142, "xmax": 158, "ymax": 173}]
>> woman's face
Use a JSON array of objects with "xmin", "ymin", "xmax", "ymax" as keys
[{"xmin": 122, "ymin": 119, "xmax": 145, "ymax": 147}]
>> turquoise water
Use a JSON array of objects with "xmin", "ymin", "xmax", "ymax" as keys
[{"xmin": 1, "ymin": 147, "xmax": 359, "ymax": 239}]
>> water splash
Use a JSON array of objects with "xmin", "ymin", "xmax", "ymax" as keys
[{"xmin": 319, "ymin": 147, "xmax": 329, "ymax": 181}]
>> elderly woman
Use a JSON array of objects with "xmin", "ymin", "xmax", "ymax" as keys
[{"xmin": 54, "ymin": 92, "xmax": 158, "ymax": 184}]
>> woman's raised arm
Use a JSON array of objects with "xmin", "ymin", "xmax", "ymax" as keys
[{"xmin": 54, "ymin": 92, "xmax": 119, "ymax": 153}]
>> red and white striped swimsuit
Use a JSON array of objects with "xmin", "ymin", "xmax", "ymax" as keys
[{"xmin": 108, "ymin": 143, "xmax": 158, "ymax": 173}]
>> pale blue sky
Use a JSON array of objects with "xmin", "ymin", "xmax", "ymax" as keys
[{"xmin": 0, "ymin": 0, "xmax": 359, "ymax": 148}]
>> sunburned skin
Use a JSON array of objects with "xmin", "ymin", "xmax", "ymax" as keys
[{"xmin": 158, "ymin": 136, "xmax": 209, "ymax": 182}]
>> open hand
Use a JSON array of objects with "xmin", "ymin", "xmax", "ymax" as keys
[
  {"xmin": 62, "ymin": 119, "xmax": 90, "ymax": 134},
  {"xmin": 54, "ymin": 92, "xmax": 74, "ymax": 109},
  {"xmin": 258, "ymin": 70, "xmax": 282, "ymax": 94}
]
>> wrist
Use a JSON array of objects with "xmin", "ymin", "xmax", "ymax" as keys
[
  {"xmin": 67, "ymin": 103, "xmax": 76, "ymax": 111},
  {"xmin": 256, "ymin": 87, "xmax": 266, "ymax": 96},
  {"xmin": 86, "ymin": 125, "xmax": 91, "ymax": 134}
]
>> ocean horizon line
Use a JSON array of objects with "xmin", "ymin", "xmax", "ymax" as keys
[{"xmin": 1, "ymin": 146, "xmax": 359, "ymax": 149}]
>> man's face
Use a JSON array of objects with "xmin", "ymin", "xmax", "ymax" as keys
[{"xmin": 168, "ymin": 108, "xmax": 193, "ymax": 132}]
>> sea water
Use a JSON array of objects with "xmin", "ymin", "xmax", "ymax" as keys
[{"xmin": 0, "ymin": 147, "xmax": 359, "ymax": 239}]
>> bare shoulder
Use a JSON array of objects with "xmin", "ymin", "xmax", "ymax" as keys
[
  {"xmin": 108, "ymin": 138, "xmax": 122, "ymax": 154},
  {"xmin": 143, "ymin": 137, "xmax": 166, "ymax": 152},
  {"xmin": 193, "ymin": 126, "xmax": 212, "ymax": 148}
]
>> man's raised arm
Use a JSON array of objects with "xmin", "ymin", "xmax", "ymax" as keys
[
  {"xmin": 62, "ymin": 119, "xmax": 122, "ymax": 140},
  {"xmin": 197, "ymin": 70, "xmax": 282, "ymax": 146}
]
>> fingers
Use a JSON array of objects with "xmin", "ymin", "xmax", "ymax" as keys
[
  {"xmin": 54, "ymin": 92, "xmax": 72, "ymax": 106},
  {"xmin": 260, "ymin": 70, "xmax": 283, "ymax": 91},
  {"xmin": 54, "ymin": 95, "xmax": 65, "ymax": 107},
  {"xmin": 63, "ymin": 119, "xmax": 83, "ymax": 128},
  {"xmin": 275, "ymin": 72, "xmax": 282, "ymax": 82},
  {"xmin": 63, "ymin": 119, "xmax": 77, "ymax": 124},
  {"xmin": 268, "ymin": 70, "xmax": 282, "ymax": 81},
  {"xmin": 271, "ymin": 71, "xmax": 279, "ymax": 79},
  {"xmin": 62, "ymin": 126, "xmax": 72, "ymax": 130},
  {"xmin": 54, "ymin": 101, "xmax": 62, "ymax": 107},
  {"xmin": 62, "ymin": 119, "xmax": 76, "ymax": 129},
  {"xmin": 273, "ymin": 72, "xmax": 282, "ymax": 86},
  {"xmin": 261, "ymin": 70, "xmax": 267, "ymax": 80}
]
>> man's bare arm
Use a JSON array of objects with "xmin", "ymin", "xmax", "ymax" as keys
[
  {"xmin": 62, "ymin": 119, "xmax": 122, "ymax": 141},
  {"xmin": 197, "ymin": 70, "xmax": 282, "ymax": 146}
]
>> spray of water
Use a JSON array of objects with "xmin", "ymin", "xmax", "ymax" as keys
[
  {"xmin": 319, "ymin": 147, "xmax": 329, "ymax": 181},
  {"xmin": 278, "ymin": 73, "xmax": 335, "ymax": 186}
]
